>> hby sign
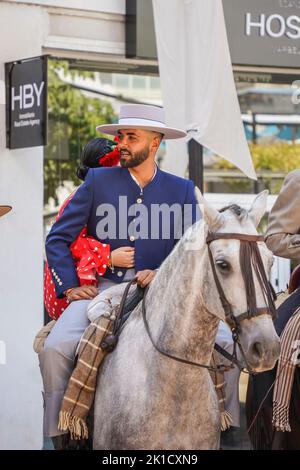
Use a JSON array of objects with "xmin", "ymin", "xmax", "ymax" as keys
[{"xmin": 5, "ymin": 55, "xmax": 47, "ymax": 149}]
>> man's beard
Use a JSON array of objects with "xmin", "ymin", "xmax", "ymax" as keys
[{"xmin": 119, "ymin": 147, "xmax": 150, "ymax": 168}]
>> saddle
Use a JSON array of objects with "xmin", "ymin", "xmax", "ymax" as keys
[
  {"xmin": 33, "ymin": 286, "xmax": 145, "ymax": 354},
  {"xmin": 100, "ymin": 283, "xmax": 145, "ymax": 351}
]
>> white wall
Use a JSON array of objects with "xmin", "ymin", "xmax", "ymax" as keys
[
  {"xmin": 0, "ymin": 2, "xmax": 45, "ymax": 450},
  {"xmin": 0, "ymin": 0, "xmax": 129, "ymax": 450}
]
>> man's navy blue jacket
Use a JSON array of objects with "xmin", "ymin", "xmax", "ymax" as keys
[{"xmin": 46, "ymin": 166, "xmax": 199, "ymax": 298}]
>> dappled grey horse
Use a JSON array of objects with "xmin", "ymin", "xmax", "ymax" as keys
[{"xmin": 93, "ymin": 190, "xmax": 280, "ymax": 450}]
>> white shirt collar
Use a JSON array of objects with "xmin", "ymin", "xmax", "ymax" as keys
[{"xmin": 129, "ymin": 164, "xmax": 157, "ymax": 191}]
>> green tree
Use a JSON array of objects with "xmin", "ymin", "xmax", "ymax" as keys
[
  {"xmin": 45, "ymin": 59, "xmax": 116, "ymax": 205},
  {"xmin": 213, "ymin": 143, "xmax": 300, "ymax": 194}
]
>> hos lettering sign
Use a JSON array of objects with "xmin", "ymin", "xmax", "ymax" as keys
[
  {"xmin": 246, "ymin": 13, "xmax": 300, "ymax": 38},
  {"xmin": 5, "ymin": 55, "xmax": 48, "ymax": 149},
  {"xmin": 222, "ymin": 0, "xmax": 300, "ymax": 68},
  {"xmin": 126, "ymin": 0, "xmax": 300, "ymax": 67}
]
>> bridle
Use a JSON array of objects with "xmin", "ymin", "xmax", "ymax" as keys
[
  {"xmin": 141, "ymin": 231, "xmax": 277, "ymax": 374},
  {"xmin": 206, "ymin": 231, "xmax": 277, "ymax": 374},
  {"xmin": 206, "ymin": 232, "xmax": 276, "ymax": 328},
  {"xmin": 108, "ymin": 231, "xmax": 277, "ymax": 374}
]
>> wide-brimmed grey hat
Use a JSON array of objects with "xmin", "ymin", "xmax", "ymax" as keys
[
  {"xmin": 0, "ymin": 205, "xmax": 12, "ymax": 218},
  {"xmin": 96, "ymin": 104, "xmax": 186, "ymax": 140}
]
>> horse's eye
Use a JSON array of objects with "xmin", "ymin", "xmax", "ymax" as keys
[{"xmin": 216, "ymin": 260, "xmax": 231, "ymax": 273}]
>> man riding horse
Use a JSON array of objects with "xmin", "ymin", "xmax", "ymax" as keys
[
  {"xmin": 39, "ymin": 104, "xmax": 202, "ymax": 446},
  {"xmin": 39, "ymin": 104, "xmax": 242, "ymax": 449}
]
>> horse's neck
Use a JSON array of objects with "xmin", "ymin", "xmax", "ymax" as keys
[{"xmin": 144, "ymin": 229, "xmax": 219, "ymax": 365}]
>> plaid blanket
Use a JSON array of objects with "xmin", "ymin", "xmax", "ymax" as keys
[
  {"xmin": 58, "ymin": 311, "xmax": 117, "ymax": 440},
  {"xmin": 272, "ymin": 307, "xmax": 300, "ymax": 432}
]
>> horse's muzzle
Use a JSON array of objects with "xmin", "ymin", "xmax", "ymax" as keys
[{"xmin": 246, "ymin": 336, "xmax": 281, "ymax": 372}]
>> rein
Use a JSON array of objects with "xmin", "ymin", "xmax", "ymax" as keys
[
  {"xmin": 105, "ymin": 230, "xmax": 280, "ymax": 436},
  {"xmin": 140, "ymin": 231, "xmax": 276, "ymax": 374},
  {"xmin": 107, "ymin": 278, "xmax": 230, "ymax": 371},
  {"xmin": 110, "ymin": 231, "xmax": 277, "ymax": 374},
  {"xmin": 141, "ymin": 284, "xmax": 231, "ymax": 372}
]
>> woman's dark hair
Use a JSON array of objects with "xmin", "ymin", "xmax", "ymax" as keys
[{"xmin": 76, "ymin": 137, "xmax": 116, "ymax": 180}]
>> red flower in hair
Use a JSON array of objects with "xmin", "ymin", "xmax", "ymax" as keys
[{"xmin": 99, "ymin": 136, "xmax": 120, "ymax": 167}]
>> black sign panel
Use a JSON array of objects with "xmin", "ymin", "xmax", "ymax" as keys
[
  {"xmin": 5, "ymin": 55, "xmax": 48, "ymax": 149},
  {"xmin": 223, "ymin": 0, "xmax": 300, "ymax": 68}
]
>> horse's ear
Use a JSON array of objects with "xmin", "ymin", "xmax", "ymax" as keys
[
  {"xmin": 248, "ymin": 190, "xmax": 269, "ymax": 228},
  {"xmin": 195, "ymin": 186, "xmax": 224, "ymax": 230}
]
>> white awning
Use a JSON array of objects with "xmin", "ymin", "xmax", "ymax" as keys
[{"xmin": 152, "ymin": 0, "xmax": 256, "ymax": 180}]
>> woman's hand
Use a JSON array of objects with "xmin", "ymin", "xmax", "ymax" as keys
[
  {"xmin": 135, "ymin": 269, "xmax": 157, "ymax": 288},
  {"xmin": 66, "ymin": 285, "xmax": 98, "ymax": 301},
  {"xmin": 111, "ymin": 246, "xmax": 135, "ymax": 268}
]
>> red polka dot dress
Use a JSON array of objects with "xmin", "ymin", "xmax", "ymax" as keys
[
  {"xmin": 44, "ymin": 140, "xmax": 120, "ymax": 320},
  {"xmin": 44, "ymin": 195, "xmax": 111, "ymax": 320}
]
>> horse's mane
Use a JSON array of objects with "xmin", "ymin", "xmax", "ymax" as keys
[{"xmin": 219, "ymin": 204, "xmax": 248, "ymax": 221}]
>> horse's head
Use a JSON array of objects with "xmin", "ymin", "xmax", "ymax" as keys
[{"xmin": 197, "ymin": 189, "xmax": 280, "ymax": 373}]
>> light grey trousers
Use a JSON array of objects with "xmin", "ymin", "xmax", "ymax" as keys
[
  {"xmin": 39, "ymin": 278, "xmax": 119, "ymax": 437},
  {"xmin": 39, "ymin": 283, "xmax": 242, "ymax": 437}
]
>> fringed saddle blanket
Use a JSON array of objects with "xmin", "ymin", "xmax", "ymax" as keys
[{"xmin": 272, "ymin": 307, "xmax": 300, "ymax": 432}]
